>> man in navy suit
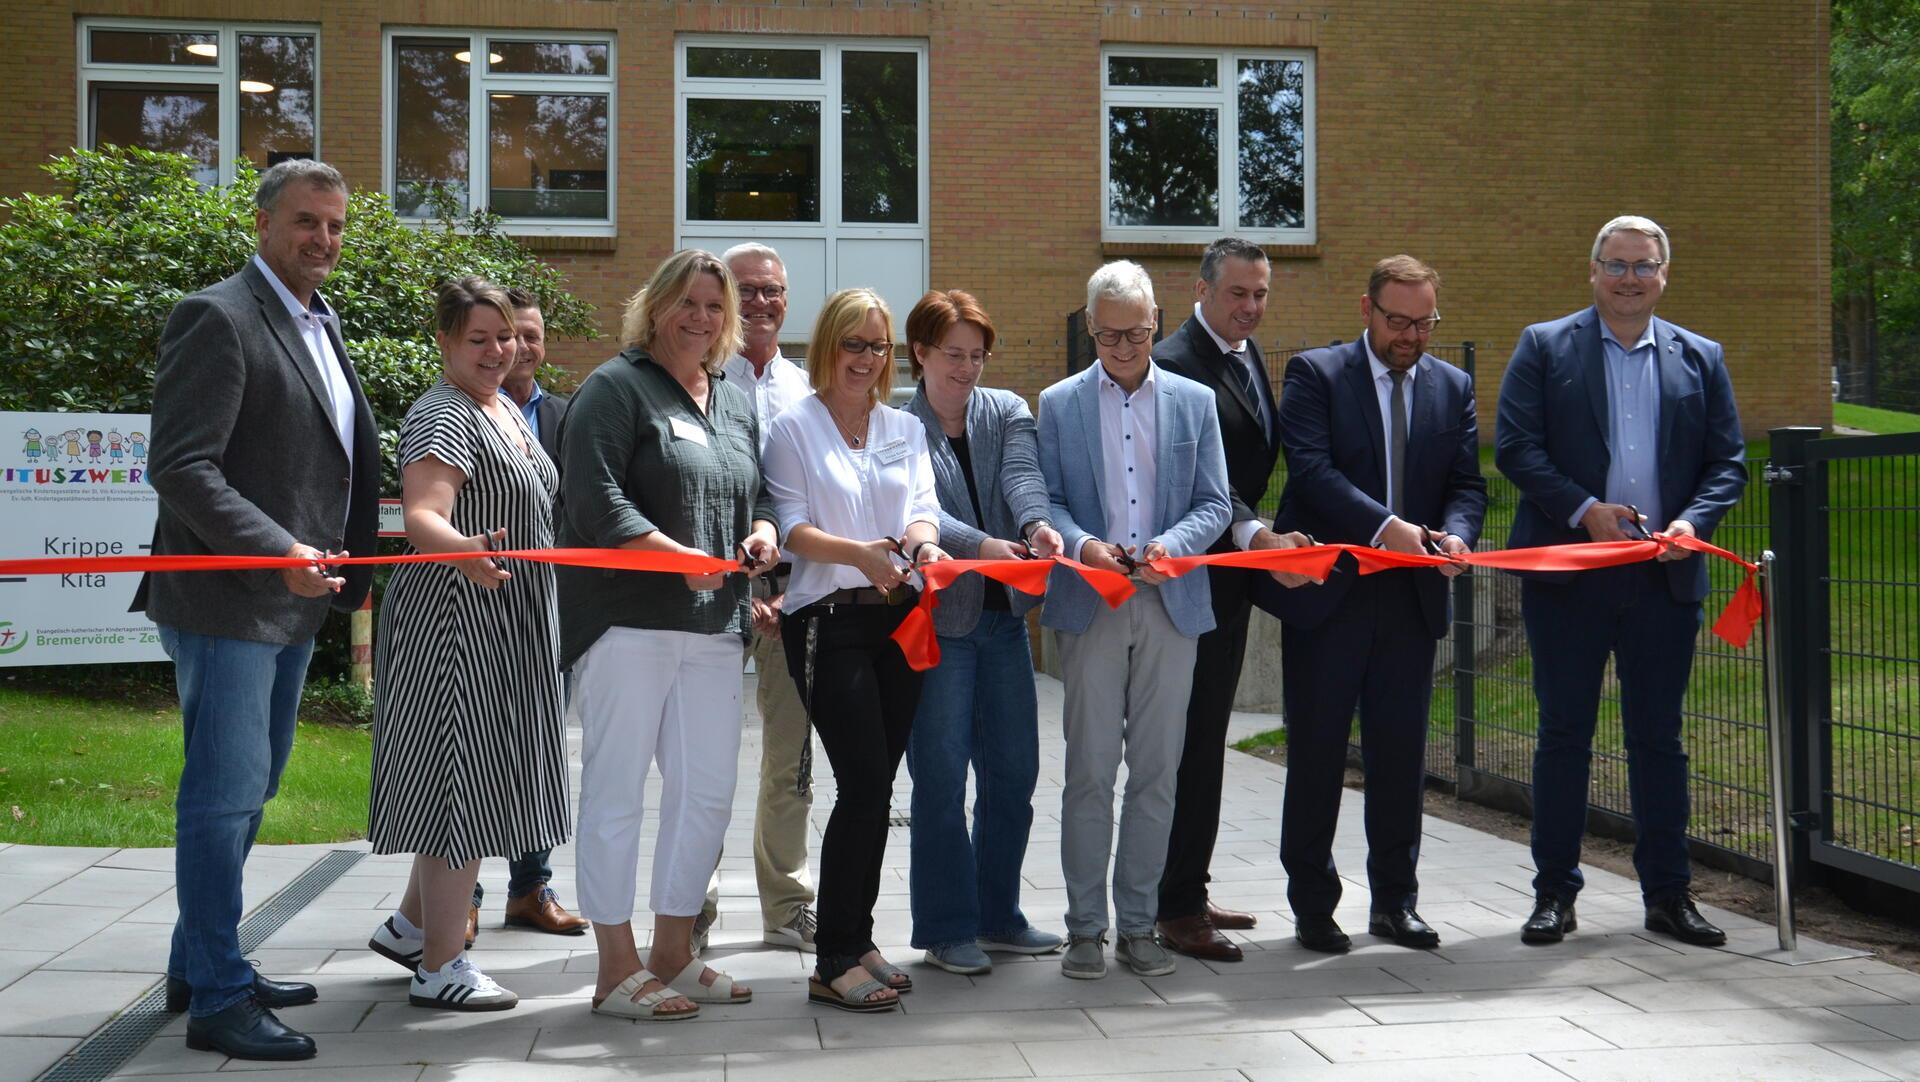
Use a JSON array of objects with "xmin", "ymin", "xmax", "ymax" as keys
[
  {"xmin": 1265, "ymin": 256, "xmax": 1486, "ymax": 952},
  {"xmin": 1495, "ymin": 216, "xmax": 1746, "ymax": 947}
]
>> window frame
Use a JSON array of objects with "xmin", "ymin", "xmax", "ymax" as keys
[
  {"xmin": 673, "ymin": 34, "xmax": 930, "ymax": 288},
  {"xmin": 381, "ymin": 27, "xmax": 618, "ymax": 237},
  {"xmin": 76, "ymin": 16, "xmax": 323, "ymax": 188},
  {"xmin": 1099, "ymin": 44, "xmax": 1316, "ymax": 246}
]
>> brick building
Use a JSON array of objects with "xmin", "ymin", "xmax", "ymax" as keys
[{"xmin": 1, "ymin": 0, "xmax": 1831, "ymax": 435}]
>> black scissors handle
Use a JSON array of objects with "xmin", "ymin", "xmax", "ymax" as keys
[
  {"xmin": 735, "ymin": 540, "xmax": 766, "ymax": 572},
  {"xmin": 1622, "ymin": 505, "xmax": 1655, "ymax": 542}
]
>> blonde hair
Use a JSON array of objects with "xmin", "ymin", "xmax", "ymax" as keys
[
  {"xmin": 619, "ymin": 248, "xmax": 742, "ymax": 373},
  {"xmin": 806, "ymin": 288, "xmax": 895, "ymax": 406}
]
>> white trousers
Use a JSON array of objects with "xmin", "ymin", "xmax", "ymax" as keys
[{"xmin": 574, "ymin": 627, "xmax": 745, "ymax": 923}]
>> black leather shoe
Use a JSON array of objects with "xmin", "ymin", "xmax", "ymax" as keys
[
  {"xmin": 1644, "ymin": 894, "xmax": 1727, "ymax": 946},
  {"xmin": 1368, "ymin": 907, "xmax": 1441, "ymax": 949},
  {"xmin": 184, "ymin": 997, "xmax": 317, "ymax": 1061},
  {"xmin": 166, "ymin": 972, "xmax": 320, "ymax": 1014},
  {"xmin": 1293, "ymin": 915, "xmax": 1352, "ymax": 954},
  {"xmin": 1521, "ymin": 896, "xmax": 1578, "ymax": 944}
]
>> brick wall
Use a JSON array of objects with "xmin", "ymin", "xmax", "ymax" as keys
[{"xmin": 3, "ymin": 0, "xmax": 1831, "ymax": 436}]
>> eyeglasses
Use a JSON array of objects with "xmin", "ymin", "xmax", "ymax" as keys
[
  {"xmin": 840, "ymin": 337, "xmax": 894, "ymax": 357},
  {"xmin": 934, "ymin": 346, "xmax": 990, "ymax": 366},
  {"xmin": 1597, "ymin": 259, "xmax": 1665, "ymax": 279},
  {"xmin": 1089, "ymin": 325, "xmax": 1154, "ymax": 347},
  {"xmin": 1372, "ymin": 304, "xmax": 1441, "ymax": 334},
  {"xmin": 738, "ymin": 284, "xmax": 787, "ymax": 302}
]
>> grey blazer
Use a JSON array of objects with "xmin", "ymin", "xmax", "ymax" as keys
[
  {"xmin": 133, "ymin": 261, "xmax": 380, "ymax": 645},
  {"xmin": 905, "ymin": 384, "xmax": 1052, "ymax": 637}
]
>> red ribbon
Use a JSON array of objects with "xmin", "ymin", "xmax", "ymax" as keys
[{"xmin": 0, "ymin": 534, "xmax": 1764, "ymax": 664}]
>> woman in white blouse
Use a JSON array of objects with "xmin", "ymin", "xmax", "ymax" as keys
[{"xmin": 761, "ymin": 288, "xmax": 948, "ymax": 1013}]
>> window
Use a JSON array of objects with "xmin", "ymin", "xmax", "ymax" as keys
[
  {"xmin": 1101, "ymin": 47, "xmax": 1315, "ymax": 245},
  {"xmin": 78, "ymin": 20, "xmax": 319, "ymax": 187},
  {"xmin": 384, "ymin": 30, "xmax": 615, "ymax": 234},
  {"xmin": 676, "ymin": 37, "xmax": 929, "ymax": 338}
]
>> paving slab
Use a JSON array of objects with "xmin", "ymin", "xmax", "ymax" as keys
[
  {"xmin": 1569, "ymin": 1006, "xmax": 1900, "ymax": 1048},
  {"xmin": 1537, "ymin": 1042, "xmax": 1899, "ymax": 1082}
]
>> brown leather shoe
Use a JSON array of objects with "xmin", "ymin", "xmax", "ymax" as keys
[
  {"xmin": 465, "ymin": 905, "xmax": 478, "ymax": 949},
  {"xmin": 504, "ymin": 886, "xmax": 590, "ymax": 936},
  {"xmin": 1154, "ymin": 913, "xmax": 1243, "ymax": 962},
  {"xmin": 1206, "ymin": 902, "xmax": 1258, "ymax": 931}
]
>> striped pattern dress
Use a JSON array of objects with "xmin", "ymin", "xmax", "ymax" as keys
[{"xmin": 368, "ymin": 380, "xmax": 571, "ymax": 867}]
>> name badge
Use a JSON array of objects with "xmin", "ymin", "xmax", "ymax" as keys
[
  {"xmin": 874, "ymin": 439, "xmax": 911, "ymax": 465},
  {"xmin": 668, "ymin": 417, "xmax": 709, "ymax": 447}
]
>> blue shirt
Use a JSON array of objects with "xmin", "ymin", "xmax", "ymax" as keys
[
  {"xmin": 1594, "ymin": 320, "xmax": 1662, "ymax": 530},
  {"xmin": 502, "ymin": 383, "xmax": 547, "ymax": 439}
]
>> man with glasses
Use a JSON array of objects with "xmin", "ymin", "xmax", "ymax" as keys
[
  {"xmin": 709, "ymin": 242, "xmax": 818, "ymax": 954},
  {"xmin": 1037, "ymin": 261, "xmax": 1231, "ymax": 979},
  {"xmin": 1265, "ymin": 255, "xmax": 1486, "ymax": 953},
  {"xmin": 1149, "ymin": 237, "xmax": 1313, "ymax": 963},
  {"xmin": 1496, "ymin": 216, "xmax": 1746, "ymax": 947}
]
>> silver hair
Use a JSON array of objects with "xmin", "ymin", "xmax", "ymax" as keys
[
  {"xmin": 1199, "ymin": 236, "xmax": 1268, "ymax": 284},
  {"xmin": 1085, "ymin": 259, "xmax": 1155, "ymax": 318},
  {"xmin": 720, "ymin": 242, "xmax": 786, "ymax": 272},
  {"xmin": 255, "ymin": 158, "xmax": 346, "ymax": 211},
  {"xmin": 1590, "ymin": 215, "xmax": 1671, "ymax": 262}
]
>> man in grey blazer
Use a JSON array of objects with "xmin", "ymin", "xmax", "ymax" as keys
[
  {"xmin": 1038, "ymin": 261, "xmax": 1232, "ymax": 980},
  {"xmin": 133, "ymin": 159, "xmax": 378, "ymax": 1060}
]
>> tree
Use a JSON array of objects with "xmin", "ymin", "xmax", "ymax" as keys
[{"xmin": 1832, "ymin": 0, "xmax": 1920, "ymax": 407}]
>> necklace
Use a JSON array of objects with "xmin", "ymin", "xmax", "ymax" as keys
[{"xmin": 823, "ymin": 399, "xmax": 870, "ymax": 449}]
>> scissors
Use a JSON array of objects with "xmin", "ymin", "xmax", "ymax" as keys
[
  {"xmin": 1621, "ymin": 505, "xmax": 1656, "ymax": 543},
  {"xmin": 735, "ymin": 540, "xmax": 766, "ymax": 573},
  {"xmin": 1108, "ymin": 543, "xmax": 1140, "ymax": 575}
]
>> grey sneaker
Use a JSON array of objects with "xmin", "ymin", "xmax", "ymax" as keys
[
  {"xmin": 923, "ymin": 942, "xmax": 993, "ymax": 975},
  {"xmin": 764, "ymin": 906, "xmax": 818, "ymax": 953},
  {"xmin": 1115, "ymin": 932, "xmax": 1176, "ymax": 977},
  {"xmin": 1061, "ymin": 934, "xmax": 1108, "ymax": 980},
  {"xmin": 978, "ymin": 927, "xmax": 1064, "ymax": 955}
]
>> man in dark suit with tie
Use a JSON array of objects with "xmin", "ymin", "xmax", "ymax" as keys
[
  {"xmin": 1151, "ymin": 238, "xmax": 1313, "ymax": 962},
  {"xmin": 470, "ymin": 288, "xmax": 587, "ymax": 940},
  {"xmin": 1266, "ymin": 255, "xmax": 1486, "ymax": 953},
  {"xmin": 1495, "ymin": 216, "xmax": 1746, "ymax": 947},
  {"xmin": 136, "ymin": 159, "xmax": 379, "ymax": 1059}
]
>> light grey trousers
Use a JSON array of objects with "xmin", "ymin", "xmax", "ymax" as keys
[{"xmin": 1054, "ymin": 587, "xmax": 1197, "ymax": 938}]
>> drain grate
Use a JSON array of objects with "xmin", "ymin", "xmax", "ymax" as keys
[{"xmin": 35, "ymin": 848, "xmax": 366, "ymax": 1082}]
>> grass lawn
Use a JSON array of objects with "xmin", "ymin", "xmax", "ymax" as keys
[
  {"xmin": 1834, "ymin": 402, "xmax": 1920, "ymax": 434},
  {"xmin": 0, "ymin": 686, "xmax": 371, "ymax": 848}
]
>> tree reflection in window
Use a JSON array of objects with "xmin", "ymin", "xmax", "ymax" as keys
[
  {"xmin": 685, "ymin": 98, "xmax": 821, "ymax": 222},
  {"xmin": 1107, "ymin": 105, "xmax": 1218, "ymax": 228},
  {"xmin": 841, "ymin": 51, "xmax": 917, "ymax": 224},
  {"xmin": 489, "ymin": 92, "xmax": 609, "ymax": 219},
  {"xmin": 394, "ymin": 38, "xmax": 470, "ymax": 216},
  {"xmin": 1237, "ymin": 58, "xmax": 1304, "ymax": 230},
  {"xmin": 91, "ymin": 86, "xmax": 219, "ymax": 185},
  {"xmin": 239, "ymin": 34, "xmax": 316, "ymax": 166}
]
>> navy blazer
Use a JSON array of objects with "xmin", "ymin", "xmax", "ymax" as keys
[
  {"xmin": 1151, "ymin": 314, "xmax": 1280, "ymax": 546},
  {"xmin": 1494, "ymin": 307, "xmax": 1747, "ymax": 604},
  {"xmin": 1262, "ymin": 339, "xmax": 1487, "ymax": 639}
]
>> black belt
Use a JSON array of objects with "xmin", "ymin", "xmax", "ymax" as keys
[{"xmin": 810, "ymin": 585, "xmax": 918, "ymax": 609}]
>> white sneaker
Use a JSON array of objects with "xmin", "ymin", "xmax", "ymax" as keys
[
  {"xmin": 368, "ymin": 916, "xmax": 424, "ymax": 974},
  {"xmin": 409, "ymin": 955, "xmax": 519, "ymax": 1011}
]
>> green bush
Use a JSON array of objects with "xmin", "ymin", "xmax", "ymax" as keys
[{"xmin": 0, "ymin": 146, "xmax": 600, "ymax": 683}]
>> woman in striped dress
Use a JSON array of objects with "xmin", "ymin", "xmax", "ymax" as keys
[{"xmin": 364, "ymin": 277, "xmax": 570, "ymax": 1012}]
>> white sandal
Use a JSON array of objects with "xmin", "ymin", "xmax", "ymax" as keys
[
  {"xmin": 663, "ymin": 958, "xmax": 752, "ymax": 1004},
  {"xmin": 590, "ymin": 969, "xmax": 699, "ymax": 1021}
]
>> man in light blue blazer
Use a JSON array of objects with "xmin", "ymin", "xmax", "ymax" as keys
[{"xmin": 1037, "ymin": 261, "xmax": 1232, "ymax": 981}]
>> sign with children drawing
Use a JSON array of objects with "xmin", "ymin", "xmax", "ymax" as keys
[{"xmin": 1, "ymin": 410, "xmax": 165, "ymax": 665}]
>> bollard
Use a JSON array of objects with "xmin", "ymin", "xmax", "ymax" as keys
[
  {"xmin": 1761, "ymin": 550, "xmax": 1796, "ymax": 952},
  {"xmin": 350, "ymin": 593, "xmax": 373, "ymax": 692}
]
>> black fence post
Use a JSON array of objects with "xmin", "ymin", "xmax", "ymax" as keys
[
  {"xmin": 1766, "ymin": 425, "xmax": 1822, "ymax": 885},
  {"xmin": 1453, "ymin": 342, "xmax": 1478, "ymax": 782}
]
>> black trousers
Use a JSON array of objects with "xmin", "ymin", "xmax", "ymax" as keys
[
  {"xmin": 1279, "ymin": 572, "xmax": 1436, "ymax": 918},
  {"xmin": 783, "ymin": 601, "xmax": 923, "ymax": 982},
  {"xmin": 1157, "ymin": 566, "xmax": 1255, "ymax": 921}
]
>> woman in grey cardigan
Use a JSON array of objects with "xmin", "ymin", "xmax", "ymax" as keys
[{"xmin": 902, "ymin": 290, "xmax": 1069, "ymax": 974}]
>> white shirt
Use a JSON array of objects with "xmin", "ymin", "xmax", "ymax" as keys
[
  {"xmin": 1078, "ymin": 363, "xmax": 1160, "ymax": 563},
  {"xmin": 253, "ymin": 253, "xmax": 355, "ymax": 459},
  {"xmin": 762, "ymin": 396, "xmax": 942, "ymax": 613},
  {"xmin": 1194, "ymin": 301, "xmax": 1269, "ymax": 551},
  {"xmin": 721, "ymin": 348, "xmax": 812, "ymax": 451},
  {"xmin": 1362, "ymin": 332, "xmax": 1418, "ymax": 544}
]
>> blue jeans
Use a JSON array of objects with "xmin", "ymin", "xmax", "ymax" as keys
[
  {"xmin": 158, "ymin": 626, "xmax": 313, "ymax": 1017},
  {"xmin": 906, "ymin": 609, "xmax": 1040, "ymax": 948},
  {"xmin": 1523, "ymin": 564, "xmax": 1704, "ymax": 905}
]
